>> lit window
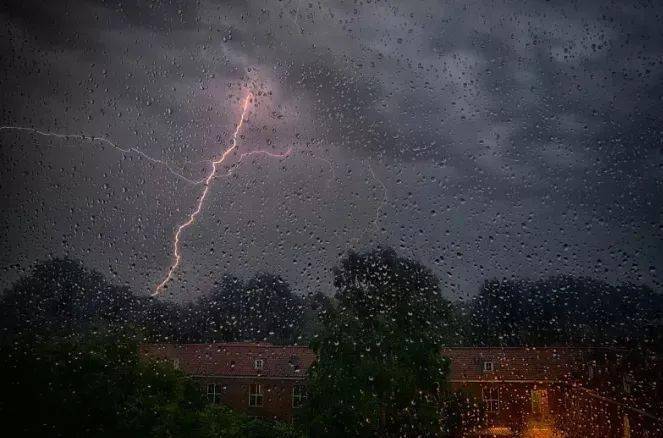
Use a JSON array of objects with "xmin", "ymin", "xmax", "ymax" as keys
[
  {"xmin": 172, "ymin": 358, "xmax": 180, "ymax": 370},
  {"xmin": 531, "ymin": 389, "xmax": 549, "ymax": 415},
  {"xmin": 623, "ymin": 414, "xmax": 631, "ymax": 438},
  {"xmin": 207, "ymin": 383, "xmax": 221, "ymax": 404},
  {"xmin": 483, "ymin": 361, "xmax": 494, "ymax": 372},
  {"xmin": 292, "ymin": 385, "xmax": 306, "ymax": 408},
  {"xmin": 482, "ymin": 386, "xmax": 499, "ymax": 412},
  {"xmin": 254, "ymin": 359, "xmax": 264, "ymax": 370},
  {"xmin": 249, "ymin": 383, "xmax": 263, "ymax": 407}
]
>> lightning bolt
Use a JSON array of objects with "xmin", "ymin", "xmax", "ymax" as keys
[
  {"xmin": 153, "ymin": 92, "xmax": 292, "ymax": 296},
  {"xmin": 0, "ymin": 125, "xmax": 205, "ymax": 185},
  {"xmin": 2, "ymin": 106, "xmax": 370, "ymax": 297}
]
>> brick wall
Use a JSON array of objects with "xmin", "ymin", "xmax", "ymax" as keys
[{"xmin": 197, "ymin": 376, "xmax": 305, "ymax": 423}]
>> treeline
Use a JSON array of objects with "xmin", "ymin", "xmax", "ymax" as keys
[
  {"xmin": 465, "ymin": 276, "xmax": 662, "ymax": 350},
  {"xmin": 1, "ymin": 256, "xmax": 661, "ymax": 350},
  {"xmin": 0, "ymin": 258, "xmax": 330, "ymax": 345}
]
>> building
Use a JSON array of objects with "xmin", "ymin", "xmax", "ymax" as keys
[
  {"xmin": 140, "ymin": 342, "xmax": 315, "ymax": 423},
  {"xmin": 442, "ymin": 347, "xmax": 589, "ymax": 436},
  {"xmin": 141, "ymin": 343, "xmax": 662, "ymax": 436},
  {"xmin": 441, "ymin": 347, "xmax": 663, "ymax": 437}
]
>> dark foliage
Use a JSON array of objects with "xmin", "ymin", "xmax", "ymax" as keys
[
  {"xmin": 0, "ymin": 331, "xmax": 302, "ymax": 437},
  {"xmin": 0, "ymin": 258, "xmax": 148, "ymax": 340},
  {"xmin": 470, "ymin": 275, "xmax": 663, "ymax": 348},
  {"xmin": 303, "ymin": 247, "xmax": 457, "ymax": 437},
  {"xmin": 0, "ymin": 258, "xmax": 310, "ymax": 345}
]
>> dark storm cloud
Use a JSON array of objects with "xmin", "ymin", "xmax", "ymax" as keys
[{"xmin": 1, "ymin": 0, "xmax": 661, "ymax": 299}]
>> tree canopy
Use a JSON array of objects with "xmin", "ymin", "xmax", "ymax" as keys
[
  {"xmin": 0, "ymin": 258, "xmax": 311, "ymax": 345},
  {"xmin": 304, "ymin": 247, "xmax": 458, "ymax": 437},
  {"xmin": 469, "ymin": 275, "xmax": 663, "ymax": 348}
]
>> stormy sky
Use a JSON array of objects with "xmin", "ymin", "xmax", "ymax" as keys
[{"xmin": 1, "ymin": 0, "xmax": 661, "ymax": 300}]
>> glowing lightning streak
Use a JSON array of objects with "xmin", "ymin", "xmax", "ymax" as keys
[
  {"xmin": 0, "ymin": 125, "xmax": 205, "ymax": 185},
  {"xmin": 153, "ymin": 93, "xmax": 252, "ymax": 295},
  {"xmin": 2, "ymin": 116, "xmax": 351, "ymax": 295},
  {"xmin": 153, "ymin": 93, "xmax": 292, "ymax": 296}
]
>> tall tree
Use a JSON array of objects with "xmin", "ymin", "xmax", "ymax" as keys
[
  {"xmin": 177, "ymin": 274, "xmax": 245, "ymax": 342},
  {"xmin": 241, "ymin": 273, "xmax": 304, "ymax": 344},
  {"xmin": 188, "ymin": 273, "xmax": 306, "ymax": 344},
  {"xmin": 304, "ymin": 247, "xmax": 456, "ymax": 437}
]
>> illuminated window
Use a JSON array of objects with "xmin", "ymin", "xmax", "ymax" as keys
[
  {"xmin": 483, "ymin": 361, "xmax": 494, "ymax": 372},
  {"xmin": 623, "ymin": 414, "xmax": 631, "ymax": 438},
  {"xmin": 172, "ymin": 358, "xmax": 180, "ymax": 370},
  {"xmin": 207, "ymin": 383, "xmax": 221, "ymax": 404},
  {"xmin": 249, "ymin": 383, "xmax": 263, "ymax": 407},
  {"xmin": 531, "ymin": 389, "xmax": 549, "ymax": 415},
  {"xmin": 482, "ymin": 386, "xmax": 499, "ymax": 412},
  {"xmin": 292, "ymin": 385, "xmax": 306, "ymax": 408},
  {"xmin": 254, "ymin": 359, "xmax": 264, "ymax": 370}
]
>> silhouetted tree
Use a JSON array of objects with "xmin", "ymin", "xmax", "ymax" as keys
[
  {"xmin": 304, "ymin": 247, "xmax": 456, "ymax": 437},
  {"xmin": 155, "ymin": 272, "xmax": 308, "ymax": 345},
  {"xmin": 470, "ymin": 275, "xmax": 663, "ymax": 347},
  {"xmin": 0, "ymin": 260, "xmax": 311, "ymax": 345},
  {"xmin": 240, "ymin": 273, "xmax": 304, "ymax": 344},
  {"xmin": 191, "ymin": 274, "xmax": 246, "ymax": 342},
  {"xmin": 0, "ymin": 258, "xmax": 146, "ymax": 340}
]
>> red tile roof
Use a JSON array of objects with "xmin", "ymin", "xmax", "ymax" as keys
[
  {"xmin": 440, "ymin": 347, "xmax": 591, "ymax": 382},
  {"xmin": 140, "ymin": 342, "xmax": 316, "ymax": 379}
]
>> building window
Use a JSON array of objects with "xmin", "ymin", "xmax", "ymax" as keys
[
  {"xmin": 292, "ymin": 385, "xmax": 306, "ymax": 408},
  {"xmin": 172, "ymin": 358, "xmax": 180, "ymax": 370},
  {"xmin": 207, "ymin": 383, "xmax": 221, "ymax": 404},
  {"xmin": 531, "ymin": 389, "xmax": 549, "ymax": 415},
  {"xmin": 623, "ymin": 414, "xmax": 631, "ymax": 438},
  {"xmin": 254, "ymin": 359, "xmax": 264, "ymax": 370},
  {"xmin": 482, "ymin": 386, "xmax": 499, "ymax": 412},
  {"xmin": 249, "ymin": 383, "xmax": 263, "ymax": 407},
  {"xmin": 483, "ymin": 361, "xmax": 494, "ymax": 372}
]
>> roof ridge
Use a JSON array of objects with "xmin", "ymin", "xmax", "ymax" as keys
[{"xmin": 141, "ymin": 342, "xmax": 312, "ymax": 349}]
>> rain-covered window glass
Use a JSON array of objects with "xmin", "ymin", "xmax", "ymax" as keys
[
  {"xmin": 292, "ymin": 385, "xmax": 306, "ymax": 409},
  {"xmin": 207, "ymin": 384, "xmax": 221, "ymax": 405},
  {"xmin": 482, "ymin": 387, "xmax": 500, "ymax": 413},
  {"xmin": 531, "ymin": 389, "xmax": 549, "ymax": 416},
  {"xmin": 249, "ymin": 384, "xmax": 263, "ymax": 408},
  {"xmin": 1, "ymin": 1, "xmax": 661, "ymax": 437}
]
